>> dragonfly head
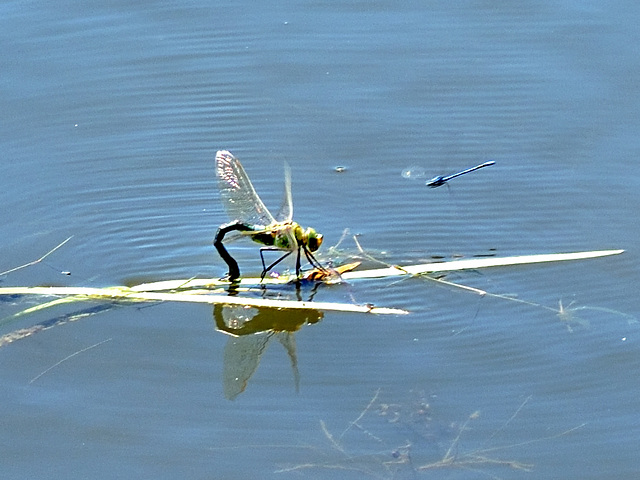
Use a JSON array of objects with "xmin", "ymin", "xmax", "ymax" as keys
[{"xmin": 303, "ymin": 227, "xmax": 323, "ymax": 252}]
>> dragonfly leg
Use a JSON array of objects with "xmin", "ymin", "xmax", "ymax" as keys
[
  {"xmin": 303, "ymin": 246, "xmax": 328, "ymax": 274},
  {"xmin": 214, "ymin": 221, "xmax": 254, "ymax": 281},
  {"xmin": 260, "ymin": 248, "xmax": 293, "ymax": 281}
]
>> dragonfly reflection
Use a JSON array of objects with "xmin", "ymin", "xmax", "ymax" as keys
[{"xmin": 214, "ymin": 304, "xmax": 323, "ymax": 399}]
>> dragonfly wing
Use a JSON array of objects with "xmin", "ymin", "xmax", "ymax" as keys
[
  {"xmin": 216, "ymin": 151, "xmax": 275, "ymax": 226},
  {"xmin": 223, "ymin": 331, "xmax": 272, "ymax": 400},
  {"xmin": 275, "ymin": 161, "xmax": 293, "ymax": 222}
]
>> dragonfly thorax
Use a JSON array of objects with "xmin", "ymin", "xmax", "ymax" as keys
[{"xmin": 248, "ymin": 222, "xmax": 323, "ymax": 252}]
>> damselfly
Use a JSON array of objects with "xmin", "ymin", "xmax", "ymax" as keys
[{"xmin": 425, "ymin": 161, "xmax": 495, "ymax": 188}]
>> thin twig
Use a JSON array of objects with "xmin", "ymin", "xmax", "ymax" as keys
[
  {"xmin": 353, "ymin": 235, "xmax": 573, "ymax": 316},
  {"xmin": 339, "ymin": 387, "xmax": 381, "ymax": 440},
  {"xmin": 1, "ymin": 236, "xmax": 73, "ymax": 276},
  {"xmin": 29, "ymin": 337, "xmax": 112, "ymax": 384},
  {"xmin": 475, "ymin": 423, "xmax": 587, "ymax": 456},
  {"xmin": 320, "ymin": 420, "xmax": 346, "ymax": 454},
  {"xmin": 441, "ymin": 410, "xmax": 479, "ymax": 463},
  {"xmin": 482, "ymin": 395, "xmax": 532, "ymax": 447}
]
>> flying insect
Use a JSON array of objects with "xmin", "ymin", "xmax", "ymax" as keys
[
  {"xmin": 426, "ymin": 160, "xmax": 495, "ymax": 188},
  {"xmin": 214, "ymin": 150, "xmax": 325, "ymax": 282}
]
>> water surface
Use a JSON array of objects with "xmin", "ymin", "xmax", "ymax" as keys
[{"xmin": 2, "ymin": 1, "xmax": 640, "ymax": 478}]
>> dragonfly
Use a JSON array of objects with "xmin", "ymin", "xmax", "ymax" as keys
[
  {"xmin": 425, "ymin": 160, "xmax": 495, "ymax": 188},
  {"xmin": 214, "ymin": 150, "xmax": 326, "ymax": 282}
]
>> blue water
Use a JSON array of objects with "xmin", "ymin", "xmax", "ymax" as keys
[{"xmin": 2, "ymin": 1, "xmax": 640, "ymax": 478}]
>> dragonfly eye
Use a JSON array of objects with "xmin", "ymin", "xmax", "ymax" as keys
[{"xmin": 305, "ymin": 228, "xmax": 323, "ymax": 251}]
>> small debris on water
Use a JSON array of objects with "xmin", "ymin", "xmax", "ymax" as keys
[{"xmin": 401, "ymin": 166, "xmax": 426, "ymax": 179}]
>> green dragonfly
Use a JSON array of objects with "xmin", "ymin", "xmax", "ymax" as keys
[{"xmin": 214, "ymin": 150, "xmax": 325, "ymax": 282}]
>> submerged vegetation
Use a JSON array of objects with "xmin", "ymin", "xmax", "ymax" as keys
[{"xmin": 276, "ymin": 389, "xmax": 584, "ymax": 479}]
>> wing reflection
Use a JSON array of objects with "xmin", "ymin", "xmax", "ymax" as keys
[{"xmin": 213, "ymin": 304, "xmax": 323, "ymax": 400}]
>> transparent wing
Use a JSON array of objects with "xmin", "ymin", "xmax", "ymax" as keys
[
  {"xmin": 223, "ymin": 332, "xmax": 272, "ymax": 400},
  {"xmin": 215, "ymin": 150, "xmax": 275, "ymax": 226},
  {"xmin": 274, "ymin": 162, "xmax": 293, "ymax": 222}
]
